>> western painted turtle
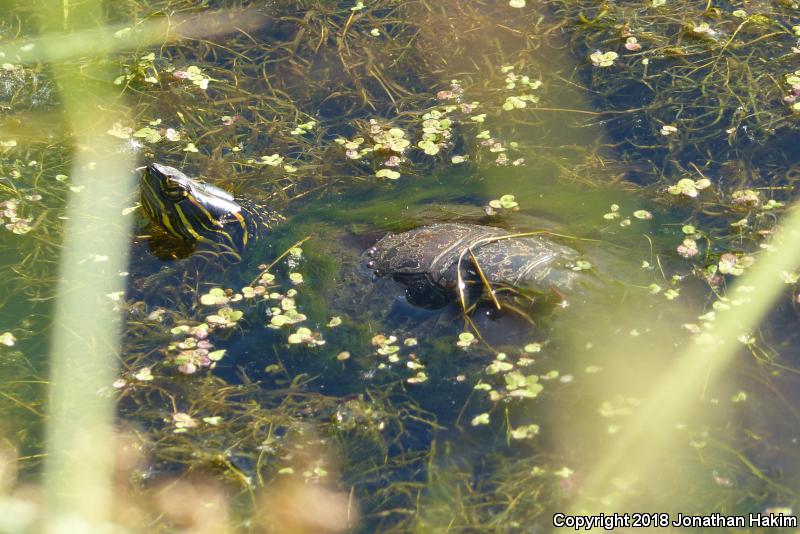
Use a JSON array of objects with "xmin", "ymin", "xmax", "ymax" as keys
[
  {"xmin": 365, "ymin": 223, "xmax": 582, "ymax": 309},
  {"xmin": 139, "ymin": 162, "xmax": 283, "ymax": 260}
]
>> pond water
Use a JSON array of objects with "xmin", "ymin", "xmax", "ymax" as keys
[{"xmin": 1, "ymin": 0, "xmax": 799, "ymax": 531}]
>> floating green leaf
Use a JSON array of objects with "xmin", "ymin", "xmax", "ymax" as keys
[
  {"xmin": 208, "ymin": 350, "xmax": 226, "ymax": 361},
  {"xmin": 0, "ymin": 332, "xmax": 16, "ymax": 347},
  {"xmin": 486, "ymin": 360, "xmax": 514, "ymax": 374},
  {"xmin": 134, "ymin": 367, "xmax": 153, "ymax": 381},
  {"xmin": 376, "ymin": 169, "xmax": 401, "ymax": 180},
  {"xmin": 132, "ymin": 127, "xmax": 161, "ymax": 143},
  {"xmin": 457, "ymin": 332, "xmax": 476, "ymax": 348},
  {"xmin": 471, "ymin": 413, "xmax": 490, "ymax": 426},
  {"xmin": 524, "ymin": 343, "xmax": 542, "ymax": 353},
  {"xmin": 589, "ymin": 50, "xmax": 618, "ymax": 67},
  {"xmin": 200, "ymin": 288, "xmax": 229, "ymax": 306},
  {"xmin": 667, "ymin": 177, "xmax": 710, "ymax": 197},
  {"xmin": 511, "ymin": 424, "xmax": 539, "ymax": 439},
  {"xmin": 571, "ymin": 260, "xmax": 592, "ymax": 271}
]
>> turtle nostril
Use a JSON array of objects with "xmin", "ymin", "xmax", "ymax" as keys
[
  {"xmin": 367, "ymin": 247, "xmax": 377, "ymax": 257},
  {"xmin": 367, "ymin": 260, "xmax": 376, "ymax": 268}
]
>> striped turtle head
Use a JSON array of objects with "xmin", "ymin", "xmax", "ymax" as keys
[{"xmin": 140, "ymin": 163, "xmax": 251, "ymax": 252}]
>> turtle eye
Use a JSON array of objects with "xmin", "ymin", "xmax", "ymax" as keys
[{"xmin": 162, "ymin": 183, "xmax": 187, "ymax": 199}]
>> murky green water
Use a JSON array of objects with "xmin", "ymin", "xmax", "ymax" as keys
[{"xmin": 1, "ymin": 0, "xmax": 799, "ymax": 531}]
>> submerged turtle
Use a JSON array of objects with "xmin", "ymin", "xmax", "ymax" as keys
[
  {"xmin": 365, "ymin": 223, "xmax": 582, "ymax": 309},
  {"xmin": 139, "ymin": 163, "xmax": 584, "ymax": 309}
]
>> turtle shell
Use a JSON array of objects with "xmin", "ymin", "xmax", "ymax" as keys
[{"xmin": 366, "ymin": 223, "xmax": 580, "ymax": 307}]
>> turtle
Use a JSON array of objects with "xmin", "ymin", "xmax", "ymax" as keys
[
  {"xmin": 139, "ymin": 163, "xmax": 584, "ymax": 310},
  {"xmin": 364, "ymin": 223, "xmax": 583, "ymax": 310},
  {"xmin": 139, "ymin": 162, "xmax": 283, "ymax": 261}
]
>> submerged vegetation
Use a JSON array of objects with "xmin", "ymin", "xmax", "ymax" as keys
[{"xmin": 0, "ymin": 0, "xmax": 799, "ymax": 531}]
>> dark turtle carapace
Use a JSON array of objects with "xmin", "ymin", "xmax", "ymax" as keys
[{"xmin": 365, "ymin": 223, "xmax": 583, "ymax": 309}]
